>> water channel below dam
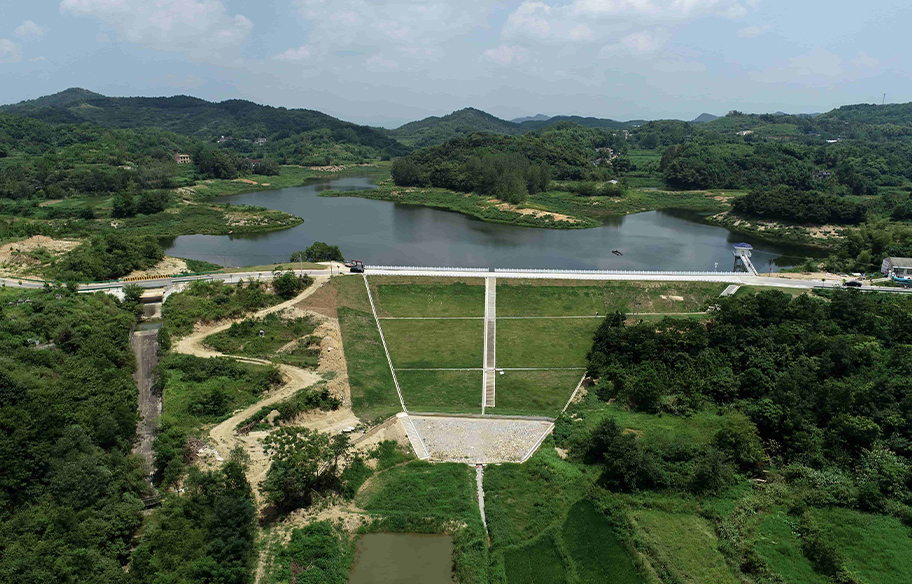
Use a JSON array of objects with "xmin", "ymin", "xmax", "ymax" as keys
[{"xmin": 163, "ymin": 176, "xmax": 822, "ymax": 271}]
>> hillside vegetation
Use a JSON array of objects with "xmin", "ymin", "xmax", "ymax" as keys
[
  {"xmin": 1, "ymin": 88, "xmax": 408, "ymax": 162},
  {"xmin": 391, "ymin": 107, "xmax": 523, "ymax": 148}
]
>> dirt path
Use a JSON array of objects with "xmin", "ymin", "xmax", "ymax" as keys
[
  {"xmin": 171, "ymin": 276, "xmax": 362, "ymax": 505},
  {"xmin": 172, "ymin": 276, "xmax": 330, "ymax": 357}
]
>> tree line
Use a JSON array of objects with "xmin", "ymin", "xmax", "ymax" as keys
[
  {"xmin": 584, "ymin": 290, "xmax": 912, "ymax": 516},
  {"xmin": 732, "ymin": 185, "xmax": 868, "ymax": 224}
]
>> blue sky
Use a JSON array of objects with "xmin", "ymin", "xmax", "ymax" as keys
[{"xmin": 1, "ymin": 0, "xmax": 910, "ymax": 127}]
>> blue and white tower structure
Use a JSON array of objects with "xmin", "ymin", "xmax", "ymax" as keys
[{"xmin": 732, "ymin": 243, "xmax": 758, "ymax": 275}]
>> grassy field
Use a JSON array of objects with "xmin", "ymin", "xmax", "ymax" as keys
[
  {"xmin": 356, "ymin": 461, "xmax": 488, "ymax": 584},
  {"xmin": 331, "ymin": 277, "xmax": 401, "ymax": 420},
  {"xmin": 358, "ymin": 461, "xmax": 478, "ymax": 518},
  {"xmin": 496, "ymin": 318, "xmax": 601, "ymax": 368},
  {"xmin": 494, "ymin": 370, "xmax": 582, "ymax": 417},
  {"xmin": 203, "ymin": 312, "xmax": 318, "ymax": 359},
  {"xmin": 632, "ymin": 508, "xmax": 739, "ymax": 584},
  {"xmin": 754, "ymin": 510, "xmax": 828, "ymax": 584},
  {"xmin": 485, "ymin": 446, "xmax": 591, "ymax": 549},
  {"xmin": 562, "ymin": 501, "xmax": 643, "ymax": 584},
  {"xmin": 486, "ymin": 447, "xmax": 645, "ymax": 584},
  {"xmin": 185, "ymin": 166, "xmax": 324, "ymax": 198},
  {"xmin": 813, "ymin": 508, "xmax": 912, "ymax": 583},
  {"xmin": 373, "ymin": 278, "xmax": 485, "ymax": 317},
  {"xmin": 503, "ymin": 535, "xmax": 568, "ymax": 584},
  {"xmin": 162, "ymin": 279, "xmax": 287, "ymax": 339},
  {"xmin": 569, "ymin": 401, "xmax": 740, "ymax": 448},
  {"xmin": 217, "ymin": 261, "xmax": 326, "ymax": 273},
  {"xmin": 735, "ymin": 285, "xmax": 816, "ymax": 297},
  {"xmin": 497, "ymin": 280, "xmax": 727, "ymax": 316},
  {"xmin": 158, "ymin": 355, "xmax": 281, "ymax": 434},
  {"xmin": 382, "ymin": 319, "xmax": 483, "ymax": 369},
  {"xmin": 397, "ymin": 370, "xmax": 481, "ymax": 413}
]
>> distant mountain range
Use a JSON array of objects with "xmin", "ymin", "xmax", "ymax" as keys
[
  {"xmin": 389, "ymin": 107, "xmax": 524, "ymax": 148},
  {"xmin": 394, "ymin": 111, "xmax": 641, "ymax": 147},
  {"xmin": 1, "ymin": 88, "xmax": 409, "ymax": 157},
  {"xmin": 4, "ymin": 89, "xmax": 911, "ymax": 155},
  {"xmin": 510, "ymin": 114, "xmax": 550, "ymax": 124},
  {"xmin": 691, "ymin": 113, "xmax": 719, "ymax": 123}
]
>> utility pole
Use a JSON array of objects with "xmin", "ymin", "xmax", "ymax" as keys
[{"xmin": 883, "ymin": 93, "xmax": 887, "ymax": 106}]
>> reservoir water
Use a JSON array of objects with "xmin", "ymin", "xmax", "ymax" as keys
[
  {"xmin": 347, "ymin": 533, "xmax": 454, "ymax": 584},
  {"xmin": 163, "ymin": 176, "xmax": 822, "ymax": 271}
]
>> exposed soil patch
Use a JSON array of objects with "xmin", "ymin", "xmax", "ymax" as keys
[
  {"xmin": 0, "ymin": 236, "xmax": 81, "ymax": 277},
  {"xmin": 295, "ymin": 278, "xmax": 339, "ymax": 318},
  {"xmin": 712, "ymin": 211, "xmax": 844, "ymax": 241},
  {"xmin": 126, "ymin": 256, "xmax": 188, "ymax": 278},
  {"xmin": 489, "ymin": 200, "xmax": 580, "ymax": 223}
]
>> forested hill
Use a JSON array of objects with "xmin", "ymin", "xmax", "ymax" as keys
[
  {"xmin": 390, "ymin": 107, "xmax": 523, "ymax": 148},
  {"xmin": 818, "ymin": 102, "xmax": 912, "ymax": 125},
  {"xmin": 518, "ymin": 115, "xmax": 636, "ymax": 131},
  {"xmin": 1, "ymin": 88, "xmax": 408, "ymax": 158}
]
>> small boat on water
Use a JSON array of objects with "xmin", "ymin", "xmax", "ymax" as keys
[{"xmin": 612, "ymin": 250, "xmax": 623, "ymax": 256}]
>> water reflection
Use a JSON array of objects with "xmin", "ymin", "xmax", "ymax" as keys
[{"xmin": 163, "ymin": 176, "xmax": 825, "ymax": 271}]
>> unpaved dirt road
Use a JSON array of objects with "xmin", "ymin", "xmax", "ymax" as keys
[{"xmin": 171, "ymin": 276, "xmax": 363, "ymax": 504}]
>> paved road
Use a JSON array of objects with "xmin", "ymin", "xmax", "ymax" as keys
[{"xmin": 3, "ymin": 265, "xmax": 910, "ymax": 295}]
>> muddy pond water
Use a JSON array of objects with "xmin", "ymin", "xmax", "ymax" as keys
[
  {"xmin": 162, "ymin": 176, "xmax": 823, "ymax": 271},
  {"xmin": 347, "ymin": 533, "xmax": 454, "ymax": 584}
]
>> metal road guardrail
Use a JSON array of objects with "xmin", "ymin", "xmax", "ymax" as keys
[
  {"xmin": 494, "ymin": 268, "xmax": 740, "ymax": 276},
  {"xmin": 366, "ymin": 265, "xmax": 489, "ymax": 272}
]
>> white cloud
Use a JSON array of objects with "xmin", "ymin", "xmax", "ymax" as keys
[
  {"xmin": 0, "ymin": 39, "xmax": 21, "ymax": 63},
  {"xmin": 600, "ymin": 29, "xmax": 669, "ymax": 56},
  {"xmin": 365, "ymin": 54, "xmax": 399, "ymax": 70},
  {"xmin": 788, "ymin": 48, "xmax": 842, "ymax": 77},
  {"xmin": 59, "ymin": 0, "xmax": 252, "ymax": 61},
  {"xmin": 482, "ymin": 45, "xmax": 529, "ymax": 65},
  {"xmin": 737, "ymin": 24, "xmax": 770, "ymax": 38},
  {"xmin": 272, "ymin": 45, "xmax": 311, "ymax": 62},
  {"xmin": 750, "ymin": 48, "xmax": 849, "ymax": 86},
  {"xmin": 29, "ymin": 56, "xmax": 46, "ymax": 62},
  {"xmin": 503, "ymin": 2, "xmax": 553, "ymax": 39},
  {"xmin": 851, "ymin": 51, "xmax": 879, "ymax": 69},
  {"xmin": 653, "ymin": 58, "xmax": 706, "ymax": 72},
  {"xmin": 271, "ymin": 0, "xmax": 494, "ymax": 76},
  {"xmin": 14, "ymin": 20, "xmax": 49, "ymax": 39}
]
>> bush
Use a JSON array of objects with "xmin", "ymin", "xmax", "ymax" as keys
[
  {"xmin": 52, "ymin": 233, "xmax": 164, "ymax": 281},
  {"xmin": 272, "ymin": 271, "xmax": 312, "ymax": 299},
  {"xmin": 291, "ymin": 242, "xmax": 344, "ymax": 263}
]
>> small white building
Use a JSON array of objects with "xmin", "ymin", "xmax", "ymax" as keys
[{"xmin": 881, "ymin": 257, "xmax": 912, "ymax": 277}]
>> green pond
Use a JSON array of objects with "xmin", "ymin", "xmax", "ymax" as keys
[{"xmin": 347, "ymin": 533, "xmax": 454, "ymax": 584}]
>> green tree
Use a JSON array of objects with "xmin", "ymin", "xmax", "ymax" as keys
[
  {"xmin": 303, "ymin": 241, "xmax": 344, "ymax": 262},
  {"xmin": 713, "ymin": 416, "xmax": 765, "ymax": 473},
  {"xmin": 271, "ymin": 271, "xmax": 311, "ymax": 299},
  {"xmin": 136, "ymin": 191, "xmax": 169, "ymax": 215},
  {"xmin": 262, "ymin": 427, "xmax": 351, "ymax": 510},
  {"xmin": 111, "ymin": 193, "xmax": 137, "ymax": 218}
]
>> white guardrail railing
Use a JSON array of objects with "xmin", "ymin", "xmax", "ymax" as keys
[
  {"xmin": 495, "ymin": 268, "xmax": 740, "ymax": 276},
  {"xmin": 366, "ymin": 265, "xmax": 742, "ymax": 275},
  {"xmin": 366, "ymin": 265, "xmax": 490, "ymax": 272}
]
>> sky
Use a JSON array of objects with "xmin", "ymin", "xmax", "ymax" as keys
[{"xmin": 1, "ymin": 0, "xmax": 910, "ymax": 127}]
